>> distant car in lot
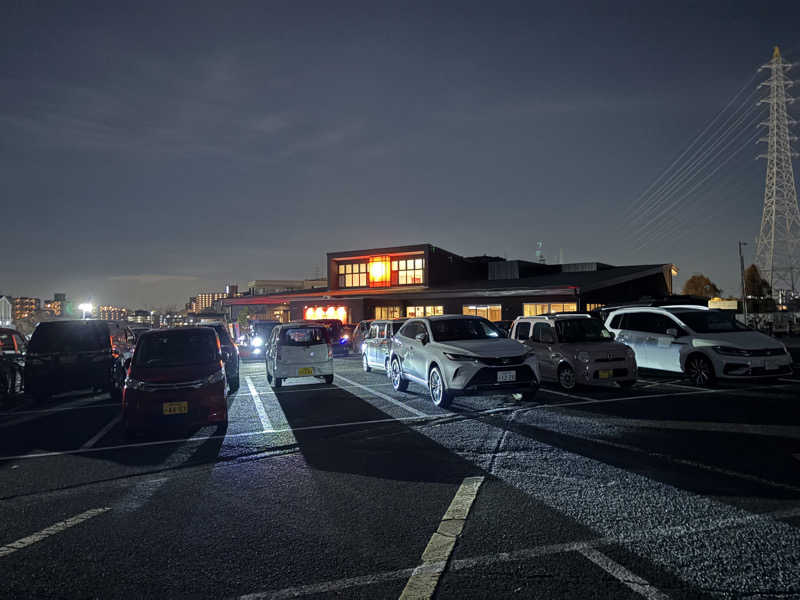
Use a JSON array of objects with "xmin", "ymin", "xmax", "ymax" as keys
[
  {"xmin": 510, "ymin": 314, "xmax": 637, "ymax": 390},
  {"xmin": 204, "ymin": 322, "xmax": 240, "ymax": 392},
  {"xmin": 361, "ymin": 319, "xmax": 407, "ymax": 373},
  {"xmin": 493, "ymin": 320, "xmax": 514, "ymax": 337},
  {"xmin": 298, "ymin": 319, "xmax": 349, "ymax": 355},
  {"xmin": 240, "ymin": 320, "xmax": 280, "ymax": 361},
  {"xmin": 604, "ymin": 305, "xmax": 793, "ymax": 385},
  {"xmin": 122, "ymin": 327, "xmax": 228, "ymax": 437},
  {"xmin": 341, "ymin": 323, "xmax": 356, "ymax": 351},
  {"xmin": 24, "ymin": 320, "xmax": 125, "ymax": 402},
  {"xmin": 351, "ymin": 320, "xmax": 373, "ymax": 355},
  {"xmin": 389, "ymin": 315, "xmax": 540, "ymax": 408},
  {"xmin": 0, "ymin": 327, "xmax": 27, "ymax": 402},
  {"xmin": 266, "ymin": 322, "xmax": 334, "ymax": 388}
]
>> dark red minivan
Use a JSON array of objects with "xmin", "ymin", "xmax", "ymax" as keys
[{"xmin": 122, "ymin": 327, "xmax": 228, "ymax": 436}]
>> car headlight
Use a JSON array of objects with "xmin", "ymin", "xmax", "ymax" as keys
[
  {"xmin": 206, "ymin": 370, "xmax": 226, "ymax": 385},
  {"xmin": 576, "ymin": 351, "xmax": 591, "ymax": 363},
  {"xmin": 125, "ymin": 377, "xmax": 146, "ymax": 390},
  {"xmin": 711, "ymin": 346, "xmax": 750, "ymax": 356},
  {"xmin": 342, "ymin": 334, "xmax": 349, "ymax": 341},
  {"xmin": 443, "ymin": 352, "xmax": 477, "ymax": 361},
  {"xmin": 251, "ymin": 336, "xmax": 264, "ymax": 347}
]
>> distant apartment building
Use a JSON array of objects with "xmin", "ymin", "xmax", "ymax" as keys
[
  {"xmin": 13, "ymin": 297, "xmax": 41, "ymax": 321},
  {"xmin": 246, "ymin": 280, "xmax": 326, "ymax": 296},
  {"xmin": 98, "ymin": 305, "xmax": 128, "ymax": 321},
  {"xmin": 188, "ymin": 292, "xmax": 227, "ymax": 313},
  {"xmin": 0, "ymin": 296, "xmax": 12, "ymax": 326},
  {"xmin": 129, "ymin": 310, "xmax": 158, "ymax": 326},
  {"xmin": 43, "ymin": 293, "xmax": 67, "ymax": 316}
]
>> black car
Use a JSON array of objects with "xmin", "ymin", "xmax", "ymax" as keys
[
  {"xmin": 24, "ymin": 320, "xmax": 125, "ymax": 402},
  {"xmin": 0, "ymin": 327, "xmax": 27, "ymax": 404},
  {"xmin": 205, "ymin": 323, "xmax": 240, "ymax": 392}
]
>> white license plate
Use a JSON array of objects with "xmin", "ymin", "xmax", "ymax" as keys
[{"xmin": 497, "ymin": 370, "xmax": 516, "ymax": 383}]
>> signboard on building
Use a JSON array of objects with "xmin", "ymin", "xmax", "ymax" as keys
[{"xmin": 708, "ymin": 298, "xmax": 739, "ymax": 311}]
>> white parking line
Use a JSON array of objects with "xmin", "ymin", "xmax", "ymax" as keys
[
  {"xmin": 399, "ymin": 476, "xmax": 485, "ymax": 600},
  {"xmin": 538, "ymin": 388, "xmax": 594, "ymax": 401},
  {"xmin": 80, "ymin": 414, "xmax": 122, "ymax": 449},
  {"xmin": 335, "ymin": 374, "xmax": 428, "ymax": 418},
  {"xmin": 239, "ymin": 504, "xmax": 800, "ymax": 599},
  {"xmin": 246, "ymin": 376, "xmax": 273, "ymax": 431},
  {"xmin": 579, "ymin": 547, "xmax": 669, "ymax": 599},
  {"xmin": 0, "ymin": 507, "xmax": 111, "ymax": 558}
]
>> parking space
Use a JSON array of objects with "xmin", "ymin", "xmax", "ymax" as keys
[{"xmin": 1, "ymin": 358, "xmax": 800, "ymax": 598}]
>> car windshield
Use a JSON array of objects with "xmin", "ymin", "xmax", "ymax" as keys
[
  {"xmin": 134, "ymin": 330, "xmax": 219, "ymax": 367},
  {"xmin": 0, "ymin": 333, "xmax": 15, "ymax": 352},
  {"xmin": 28, "ymin": 322, "xmax": 108, "ymax": 353},
  {"xmin": 281, "ymin": 327, "xmax": 328, "ymax": 346},
  {"xmin": 555, "ymin": 318, "xmax": 614, "ymax": 343},
  {"xmin": 673, "ymin": 311, "xmax": 747, "ymax": 333},
  {"xmin": 429, "ymin": 318, "xmax": 502, "ymax": 342}
]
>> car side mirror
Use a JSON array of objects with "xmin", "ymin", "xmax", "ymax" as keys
[
  {"xmin": 608, "ymin": 331, "xmax": 616, "ymax": 340},
  {"xmin": 666, "ymin": 328, "xmax": 678, "ymax": 338},
  {"xmin": 415, "ymin": 332, "xmax": 429, "ymax": 345}
]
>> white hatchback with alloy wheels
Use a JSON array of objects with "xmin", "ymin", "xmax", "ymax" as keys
[{"xmin": 388, "ymin": 315, "xmax": 540, "ymax": 408}]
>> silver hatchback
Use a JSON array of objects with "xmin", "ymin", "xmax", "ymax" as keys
[{"xmin": 510, "ymin": 314, "xmax": 637, "ymax": 390}]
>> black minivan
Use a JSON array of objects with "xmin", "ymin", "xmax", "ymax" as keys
[{"xmin": 24, "ymin": 320, "xmax": 125, "ymax": 402}]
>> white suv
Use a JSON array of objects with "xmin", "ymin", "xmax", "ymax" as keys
[
  {"xmin": 604, "ymin": 306, "xmax": 792, "ymax": 385},
  {"xmin": 388, "ymin": 315, "xmax": 540, "ymax": 407}
]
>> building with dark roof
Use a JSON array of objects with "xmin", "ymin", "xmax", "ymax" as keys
[{"xmin": 220, "ymin": 244, "xmax": 677, "ymax": 325}]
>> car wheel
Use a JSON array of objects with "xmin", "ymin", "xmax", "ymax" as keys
[
  {"xmin": 266, "ymin": 370, "xmax": 273, "ymax": 384},
  {"xmin": 390, "ymin": 358, "xmax": 408, "ymax": 392},
  {"xmin": 685, "ymin": 354, "xmax": 716, "ymax": 387},
  {"xmin": 617, "ymin": 380, "xmax": 636, "ymax": 390},
  {"xmin": 229, "ymin": 373, "xmax": 240, "ymax": 393},
  {"xmin": 323, "ymin": 374, "xmax": 334, "ymax": 384},
  {"xmin": 362, "ymin": 353, "xmax": 371, "ymax": 372},
  {"xmin": 272, "ymin": 377, "xmax": 282, "ymax": 389},
  {"xmin": 428, "ymin": 366, "xmax": 453, "ymax": 408},
  {"xmin": 558, "ymin": 364, "xmax": 577, "ymax": 391}
]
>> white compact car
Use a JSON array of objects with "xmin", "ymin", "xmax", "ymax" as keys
[
  {"xmin": 265, "ymin": 323, "xmax": 334, "ymax": 388},
  {"xmin": 604, "ymin": 305, "xmax": 792, "ymax": 385}
]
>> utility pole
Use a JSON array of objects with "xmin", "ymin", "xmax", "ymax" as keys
[
  {"xmin": 755, "ymin": 46, "xmax": 800, "ymax": 297},
  {"xmin": 739, "ymin": 241, "xmax": 748, "ymax": 325}
]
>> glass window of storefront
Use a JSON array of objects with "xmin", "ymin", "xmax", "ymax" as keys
[
  {"xmin": 585, "ymin": 303, "xmax": 605, "ymax": 311},
  {"xmin": 374, "ymin": 306, "xmax": 402, "ymax": 320},
  {"xmin": 336, "ymin": 255, "xmax": 425, "ymax": 288},
  {"xmin": 406, "ymin": 305, "xmax": 443, "ymax": 318},
  {"xmin": 338, "ymin": 262, "xmax": 368, "ymax": 288},
  {"xmin": 523, "ymin": 302, "xmax": 577, "ymax": 316},
  {"xmin": 462, "ymin": 304, "xmax": 502, "ymax": 321}
]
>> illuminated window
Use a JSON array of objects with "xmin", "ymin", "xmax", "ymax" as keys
[
  {"xmin": 406, "ymin": 305, "xmax": 443, "ymax": 318},
  {"xmin": 304, "ymin": 306, "xmax": 348, "ymax": 323},
  {"xmin": 585, "ymin": 303, "xmax": 604, "ymax": 311},
  {"xmin": 523, "ymin": 302, "xmax": 578, "ymax": 316},
  {"xmin": 462, "ymin": 304, "xmax": 502, "ymax": 321},
  {"xmin": 395, "ymin": 257, "xmax": 424, "ymax": 286},
  {"xmin": 338, "ymin": 262, "xmax": 368, "ymax": 288},
  {"xmin": 369, "ymin": 256, "xmax": 391, "ymax": 288},
  {"xmin": 375, "ymin": 306, "xmax": 402, "ymax": 320}
]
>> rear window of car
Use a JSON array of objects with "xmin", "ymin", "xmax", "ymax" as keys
[
  {"xmin": 0, "ymin": 333, "xmax": 15, "ymax": 352},
  {"xmin": 134, "ymin": 330, "xmax": 219, "ymax": 367},
  {"xmin": 280, "ymin": 327, "xmax": 329, "ymax": 346},
  {"xmin": 29, "ymin": 322, "xmax": 109, "ymax": 353}
]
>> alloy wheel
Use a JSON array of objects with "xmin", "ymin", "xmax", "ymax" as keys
[
  {"xmin": 559, "ymin": 366, "xmax": 576, "ymax": 390},
  {"xmin": 429, "ymin": 369, "xmax": 443, "ymax": 405},
  {"xmin": 686, "ymin": 356, "xmax": 713, "ymax": 386}
]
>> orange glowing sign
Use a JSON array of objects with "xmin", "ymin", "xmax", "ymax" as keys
[
  {"xmin": 368, "ymin": 256, "xmax": 391, "ymax": 288},
  {"xmin": 305, "ymin": 306, "xmax": 348, "ymax": 323}
]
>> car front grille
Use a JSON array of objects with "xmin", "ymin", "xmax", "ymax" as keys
[{"xmin": 478, "ymin": 355, "xmax": 526, "ymax": 366}]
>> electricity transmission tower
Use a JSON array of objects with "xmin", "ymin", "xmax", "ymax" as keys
[{"xmin": 755, "ymin": 46, "xmax": 800, "ymax": 296}]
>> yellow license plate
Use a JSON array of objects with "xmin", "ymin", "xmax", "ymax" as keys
[
  {"xmin": 297, "ymin": 367, "xmax": 313, "ymax": 376},
  {"xmin": 598, "ymin": 370, "xmax": 613, "ymax": 379},
  {"xmin": 162, "ymin": 401, "xmax": 188, "ymax": 415}
]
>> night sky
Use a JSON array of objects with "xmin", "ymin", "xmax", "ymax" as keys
[{"xmin": 2, "ymin": 1, "xmax": 799, "ymax": 309}]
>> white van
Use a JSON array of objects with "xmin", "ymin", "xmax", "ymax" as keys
[{"xmin": 266, "ymin": 323, "xmax": 334, "ymax": 388}]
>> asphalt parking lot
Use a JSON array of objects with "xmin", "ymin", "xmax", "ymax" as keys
[{"xmin": 1, "ymin": 358, "xmax": 800, "ymax": 599}]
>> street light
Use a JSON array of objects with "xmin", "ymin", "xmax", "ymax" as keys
[
  {"xmin": 738, "ymin": 242, "xmax": 748, "ymax": 326},
  {"xmin": 78, "ymin": 302, "xmax": 93, "ymax": 319}
]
